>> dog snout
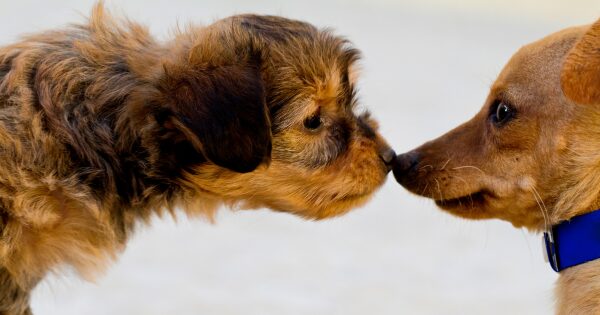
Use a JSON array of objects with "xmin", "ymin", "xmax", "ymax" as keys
[
  {"xmin": 393, "ymin": 151, "xmax": 420, "ymax": 182},
  {"xmin": 379, "ymin": 147, "xmax": 396, "ymax": 171}
]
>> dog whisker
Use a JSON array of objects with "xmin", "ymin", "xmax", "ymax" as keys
[
  {"xmin": 420, "ymin": 164, "xmax": 434, "ymax": 171},
  {"xmin": 439, "ymin": 158, "xmax": 451, "ymax": 171},
  {"xmin": 530, "ymin": 186, "xmax": 549, "ymax": 232},
  {"xmin": 420, "ymin": 182, "xmax": 430, "ymax": 197},
  {"xmin": 434, "ymin": 178, "xmax": 443, "ymax": 203},
  {"xmin": 451, "ymin": 165, "xmax": 486, "ymax": 175}
]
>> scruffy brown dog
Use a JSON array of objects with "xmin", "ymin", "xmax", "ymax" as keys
[
  {"xmin": 0, "ymin": 4, "xmax": 394, "ymax": 314},
  {"xmin": 394, "ymin": 19, "xmax": 600, "ymax": 314}
]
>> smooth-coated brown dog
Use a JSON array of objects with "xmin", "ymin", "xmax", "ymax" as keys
[
  {"xmin": 394, "ymin": 19, "xmax": 600, "ymax": 314},
  {"xmin": 0, "ymin": 4, "xmax": 394, "ymax": 314}
]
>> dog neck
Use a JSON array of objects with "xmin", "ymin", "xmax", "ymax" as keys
[{"xmin": 556, "ymin": 260, "xmax": 600, "ymax": 314}]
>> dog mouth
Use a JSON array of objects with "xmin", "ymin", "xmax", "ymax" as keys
[{"xmin": 433, "ymin": 190, "xmax": 492, "ymax": 210}]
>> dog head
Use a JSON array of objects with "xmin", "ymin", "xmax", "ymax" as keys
[
  {"xmin": 143, "ymin": 15, "xmax": 393, "ymax": 219},
  {"xmin": 393, "ymin": 19, "xmax": 600, "ymax": 230}
]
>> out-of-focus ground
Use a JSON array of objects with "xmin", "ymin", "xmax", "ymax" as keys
[{"xmin": 0, "ymin": 0, "xmax": 598, "ymax": 314}]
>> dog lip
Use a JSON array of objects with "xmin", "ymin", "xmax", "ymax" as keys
[{"xmin": 433, "ymin": 189, "xmax": 492, "ymax": 208}]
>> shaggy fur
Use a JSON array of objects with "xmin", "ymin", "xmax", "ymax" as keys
[
  {"xmin": 394, "ymin": 19, "xmax": 600, "ymax": 314},
  {"xmin": 0, "ymin": 4, "xmax": 393, "ymax": 314}
]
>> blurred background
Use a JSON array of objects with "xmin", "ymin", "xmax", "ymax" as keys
[{"xmin": 0, "ymin": 0, "xmax": 598, "ymax": 314}]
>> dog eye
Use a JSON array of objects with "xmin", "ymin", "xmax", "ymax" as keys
[
  {"xmin": 304, "ymin": 112, "xmax": 322, "ymax": 130},
  {"xmin": 492, "ymin": 101, "xmax": 514, "ymax": 125}
]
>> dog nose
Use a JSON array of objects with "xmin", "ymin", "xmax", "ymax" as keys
[
  {"xmin": 393, "ymin": 151, "xmax": 420, "ymax": 181},
  {"xmin": 380, "ymin": 148, "xmax": 396, "ymax": 164},
  {"xmin": 379, "ymin": 148, "xmax": 396, "ymax": 170}
]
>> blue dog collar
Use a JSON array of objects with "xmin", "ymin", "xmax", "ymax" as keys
[{"xmin": 544, "ymin": 209, "xmax": 600, "ymax": 272}]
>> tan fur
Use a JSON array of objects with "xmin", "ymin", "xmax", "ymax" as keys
[
  {"xmin": 394, "ymin": 19, "xmax": 600, "ymax": 314},
  {"xmin": 562, "ymin": 20, "xmax": 600, "ymax": 106},
  {"xmin": 0, "ymin": 3, "xmax": 393, "ymax": 314}
]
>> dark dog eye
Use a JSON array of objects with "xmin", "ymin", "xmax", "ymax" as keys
[
  {"xmin": 304, "ymin": 112, "xmax": 322, "ymax": 130},
  {"xmin": 491, "ymin": 101, "xmax": 514, "ymax": 125}
]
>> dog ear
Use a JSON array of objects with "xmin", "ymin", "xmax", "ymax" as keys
[
  {"xmin": 158, "ymin": 51, "xmax": 272, "ymax": 174},
  {"xmin": 561, "ymin": 19, "xmax": 600, "ymax": 105}
]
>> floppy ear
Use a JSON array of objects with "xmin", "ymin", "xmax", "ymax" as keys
[
  {"xmin": 158, "ymin": 47, "xmax": 272, "ymax": 173},
  {"xmin": 561, "ymin": 19, "xmax": 600, "ymax": 105}
]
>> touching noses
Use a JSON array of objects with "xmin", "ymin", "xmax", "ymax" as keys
[{"xmin": 379, "ymin": 147, "xmax": 397, "ymax": 171}]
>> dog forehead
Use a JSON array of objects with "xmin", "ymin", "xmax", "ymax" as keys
[{"xmin": 491, "ymin": 26, "xmax": 586, "ymax": 103}]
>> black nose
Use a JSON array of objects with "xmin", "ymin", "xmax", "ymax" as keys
[
  {"xmin": 379, "ymin": 148, "xmax": 396, "ymax": 171},
  {"xmin": 393, "ymin": 151, "xmax": 420, "ymax": 182}
]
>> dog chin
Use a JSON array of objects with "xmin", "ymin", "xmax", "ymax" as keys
[
  {"xmin": 279, "ymin": 191, "xmax": 376, "ymax": 220},
  {"xmin": 318, "ymin": 192, "xmax": 375, "ymax": 218}
]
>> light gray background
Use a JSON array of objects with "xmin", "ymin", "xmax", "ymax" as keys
[{"xmin": 0, "ymin": 1, "xmax": 598, "ymax": 314}]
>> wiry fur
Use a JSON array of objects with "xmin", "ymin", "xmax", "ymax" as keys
[
  {"xmin": 0, "ymin": 4, "xmax": 392, "ymax": 314},
  {"xmin": 394, "ymin": 19, "xmax": 600, "ymax": 314}
]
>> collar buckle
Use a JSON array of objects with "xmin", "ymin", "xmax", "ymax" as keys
[{"xmin": 544, "ymin": 230, "xmax": 560, "ymax": 272}]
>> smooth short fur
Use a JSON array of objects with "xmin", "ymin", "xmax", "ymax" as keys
[
  {"xmin": 0, "ymin": 4, "xmax": 393, "ymax": 314},
  {"xmin": 394, "ymin": 19, "xmax": 600, "ymax": 314}
]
